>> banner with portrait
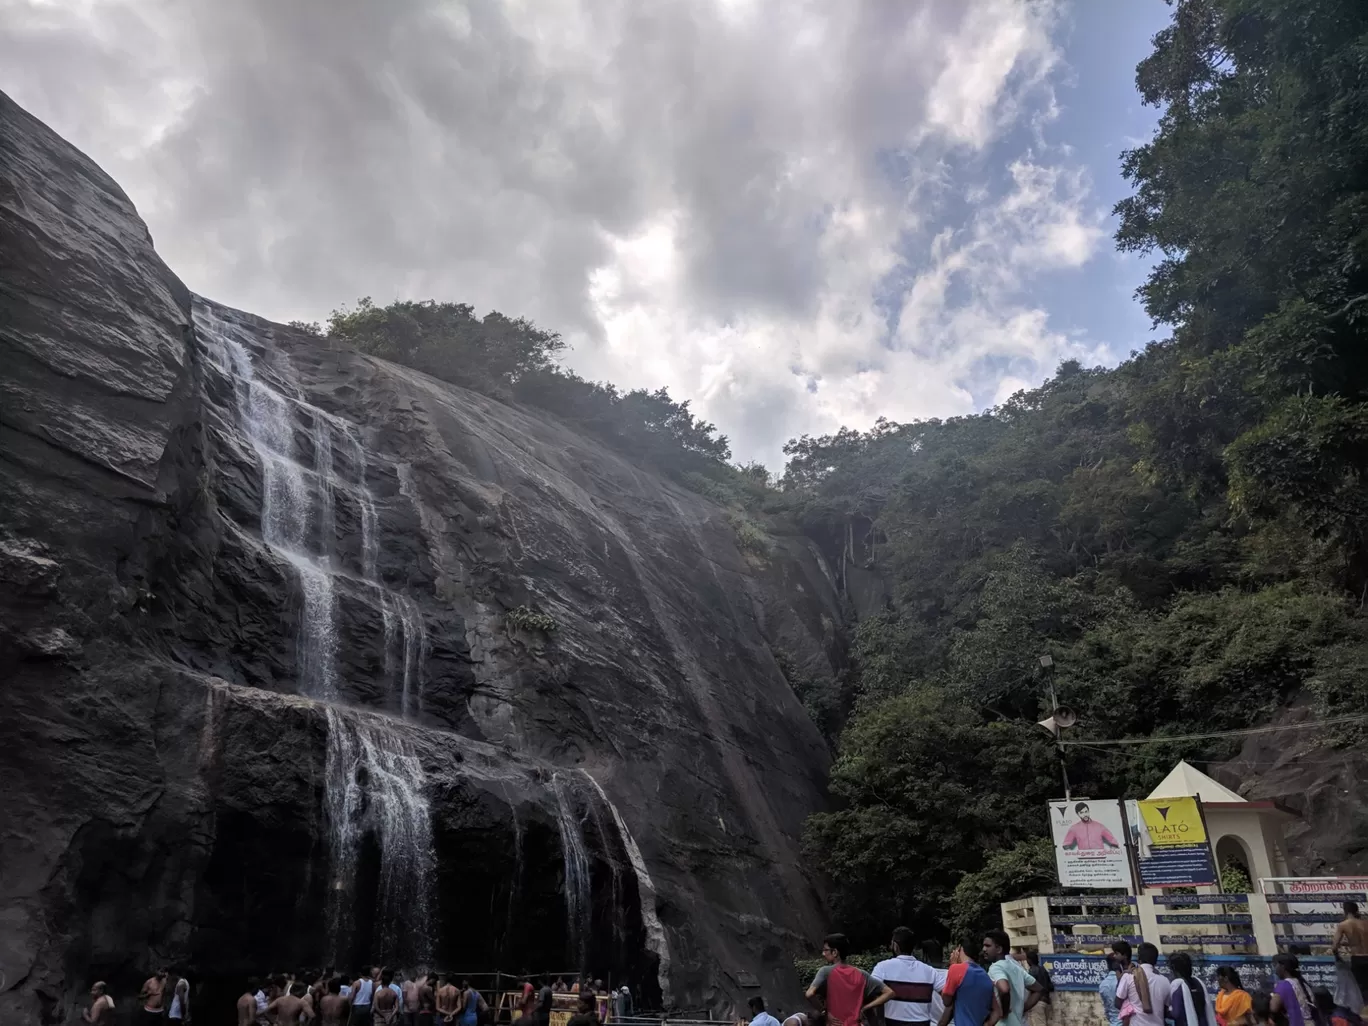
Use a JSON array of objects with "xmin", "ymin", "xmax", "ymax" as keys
[{"xmin": 1047, "ymin": 798, "xmax": 1132, "ymax": 888}]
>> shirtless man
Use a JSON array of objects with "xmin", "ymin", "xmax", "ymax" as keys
[
  {"xmin": 142, "ymin": 967, "xmax": 169, "ymax": 1023},
  {"xmin": 375, "ymin": 969, "xmax": 402, "ymax": 1026},
  {"xmin": 417, "ymin": 974, "xmax": 438, "ymax": 1026},
  {"xmin": 436, "ymin": 974, "xmax": 464, "ymax": 1025},
  {"xmin": 403, "ymin": 971, "xmax": 424, "ymax": 1026},
  {"xmin": 238, "ymin": 982, "xmax": 260, "ymax": 1026},
  {"xmin": 83, "ymin": 982, "xmax": 115, "ymax": 1025},
  {"xmin": 319, "ymin": 977, "xmax": 351, "ymax": 1026},
  {"xmin": 1335, "ymin": 900, "xmax": 1368, "ymax": 995},
  {"xmin": 269, "ymin": 982, "xmax": 310, "ymax": 1026}
]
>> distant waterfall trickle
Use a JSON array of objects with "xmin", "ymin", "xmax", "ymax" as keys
[
  {"xmin": 552, "ymin": 773, "xmax": 593, "ymax": 975},
  {"xmin": 325, "ymin": 707, "xmax": 435, "ymax": 966},
  {"xmin": 497, "ymin": 786, "xmax": 526, "ymax": 963},
  {"xmin": 586, "ymin": 782, "xmax": 626, "ymax": 961},
  {"xmin": 346, "ymin": 427, "xmax": 399, "ymax": 695},
  {"xmin": 394, "ymin": 462, "xmax": 430, "ymax": 715},
  {"xmin": 580, "ymin": 770, "xmax": 672, "ymax": 1005},
  {"xmin": 396, "ymin": 595, "xmax": 426, "ymax": 717},
  {"xmin": 313, "ymin": 415, "xmax": 336, "ymax": 567}
]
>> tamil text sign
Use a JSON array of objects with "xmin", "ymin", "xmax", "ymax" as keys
[
  {"xmin": 1048, "ymin": 799, "xmax": 1132, "ymax": 889},
  {"xmin": 1260, "ymin": 876, "xmax": 1368, "ymax": 897}
]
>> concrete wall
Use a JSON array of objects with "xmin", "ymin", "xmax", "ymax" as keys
[{"xmin": 1037, "ymin": 992, "xmax": 1110, "ymax": 1026}]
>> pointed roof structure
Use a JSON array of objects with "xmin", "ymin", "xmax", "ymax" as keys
[{"xmin": 1146, "ymin": 759, "xmax": 1245, "ymax": 803}]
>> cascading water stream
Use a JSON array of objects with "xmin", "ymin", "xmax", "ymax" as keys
[
  {"xmin": 580, "ymin": 770, "xmax": 672, "ymax": 1003},
  {"xmin": 313, "ymin": 415, "xmax": 336, "ymax": 567},
  {"xmin": 586, "ymin": 787, "xmax": 626, "ymax": 961},
  {"xmin": 497, "ymin": 785, "xmax": 526, "ymax": 963},
  {"xmin": 197, "ymin": 302, "xmax": 437, "ymax": 963},
  {"xmin": 395, "ymin": 463, "xmax": 430, "ymax": 714},
  {"xmin": 344, "ymin": 426, "xmax": 399, "ymax": 694},
  {"xmin": 552, "ymin": 773, "xmax": 593, "ymax": 975},
  {"xmin": 396, "ymin": 596, "xmax": 426, "ymax": 717},
  {"xmin": 325, "ymin": 706, "xmax": 435, "ymax": 966},
  {"xmin": 200, "ymin": 307, "xmax": 340, "ymax": 699}
]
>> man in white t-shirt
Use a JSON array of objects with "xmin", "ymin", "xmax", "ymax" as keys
[{"xmin": 873, "ymin": 927, "xmax": 948, "ymax": 1026}]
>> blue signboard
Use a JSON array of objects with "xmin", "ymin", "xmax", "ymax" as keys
[{"xmin": 1138, "ymin": 846, "xmax": 1217, "ymax": 887}]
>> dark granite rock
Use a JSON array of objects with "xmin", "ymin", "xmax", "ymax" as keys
[
  {"xmin": 1215, "ymin": 705, "xmax": 1368, "ymax": 875},
  {"xmin": 0, "ymin": 89, "xmax": 841, "ymax": 1024}
]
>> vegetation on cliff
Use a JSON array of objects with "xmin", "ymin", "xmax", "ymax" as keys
[{"xmin": 296, "ymin": 297, "xmax": 736, "ymax": 480}]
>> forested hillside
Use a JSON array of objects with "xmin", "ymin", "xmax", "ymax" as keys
[
  {"xmin": 791, "ymin": 0, "xmax": 1368, "ymax": 945},
  {"xmin": 289, "ymin": 0, "xmax": 1368, "ymax": 952}
]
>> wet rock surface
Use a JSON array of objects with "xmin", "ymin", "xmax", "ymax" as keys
[{"xmin": 0, "ymin": 89, "xmax": 840, "ymax": 1024}]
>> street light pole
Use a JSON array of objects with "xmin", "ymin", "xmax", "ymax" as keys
[{"xmin": 1039, "ymin": 654, "xmax": 1071, "ymax": 799}]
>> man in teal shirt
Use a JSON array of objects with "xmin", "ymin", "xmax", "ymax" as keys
[{"xmin": 981, "ymin": 931, "xmax": 1042, "ymax": 1026}]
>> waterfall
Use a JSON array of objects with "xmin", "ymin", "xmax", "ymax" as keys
[
  {"xmin": 347, "ymin": 428, "xmax": 399, "ymax": 695},
  {"xmin": 551, "ymin": 773, "xmax": 593, "ymax": 974},
  {"xmin": 295, "ymin": 562, "xmax": 340, "ymax": 701},
  {"xmin": 396, "ymin": 595, "xmax": 426, "ymax": 717},
  {"xmin": 325, "ymin": 707, "xmax": 435, "ymax": 966},
  {"xmin": 199, "ymin": 303, "xmax": 431, "ymax": 710},
  {"xmin": 580, "ymin": 770, "xmax": 673, "ymax": 1005},
  {"xmin": 200, "ymin": 301, "xmax": 437, "ymax": 962},
  {"xmin": 586, "ymin": 785, "xmax": 626, "ymax": 961},
  {"xmin": 199, "ymin": 307, "xmax": 340, "ymax": 699},
  {"xmin": 313, "ymin": 415, "xmax": 336, "ymax": 567},
  {"xmin": 393, "ymin": 462, "xmax": 430, "ymax": 715},
  {"xmin": 499, "ymin": 791, "xmax": 526, "ymax": 962}
]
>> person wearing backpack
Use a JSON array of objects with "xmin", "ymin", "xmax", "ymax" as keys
[{"xmin": 1271, "ymin": 954, "xmax": 1327, "ymax": 1026}]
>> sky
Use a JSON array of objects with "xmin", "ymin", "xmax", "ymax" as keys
[{"xmin": 0, "ymin": 0, "xmax": 1173, "ymax": 469}]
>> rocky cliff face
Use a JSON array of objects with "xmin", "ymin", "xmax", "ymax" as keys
[
  {"xmin": 0, "ymin": 90, "xmax": 843, "ymax": 1024},
  {"xmin": 1215, "ymin": 706, "xmax": 1368, "ymax": 876}
]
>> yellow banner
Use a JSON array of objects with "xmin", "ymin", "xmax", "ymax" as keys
[{"xmin": 1137, "ymin": 796, "xmax": 1207, "ymax": 846}]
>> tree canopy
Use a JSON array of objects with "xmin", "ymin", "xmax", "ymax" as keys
[{"xmin": 306, "ymin": 297, "xmax": 733, "ymax": 478}]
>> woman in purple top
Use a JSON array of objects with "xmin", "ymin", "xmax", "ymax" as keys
[{"xmin": 1271, "ymin": 954, "xmax": 1321, "ymax": 1026}]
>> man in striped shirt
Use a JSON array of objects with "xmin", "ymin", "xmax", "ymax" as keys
[{"xmin": 873, "ymin": 928, "xmax": 948, "ymax": 1026}]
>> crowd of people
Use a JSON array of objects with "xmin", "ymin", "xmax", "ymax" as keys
[
  {"xmin": 1092, "ymin": 901, "xmax": 1368, "ymax": 1026},
  {"xmin": 1095, "ymin": 940, "xmax": 1363, "ymax": 1026},
  {"xmin": 77, "ymin": 903, "xmax": 1368, "ymax": 1026},
  {"xmin": 80, "ymin": 965, "xmax": 637, "ymax": 1026},
  {"xmin": 741, "ymin": 905, "xmax": 1368, "ymax": 1026},
  {"xmin": 742, "ymin": 928, "xmax": 1047, "ymax": 1026}
]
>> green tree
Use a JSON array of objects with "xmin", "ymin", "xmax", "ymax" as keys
[
  {"xmin": 327, "ymin": 297, "xmax": 564, "ymax": 392},
  {"xmin": 948, "ymin": 838, "xmax": 1058, "ymax": 942},
  {"xmin": 318, "ymin": 297, "xmax": 736, "ymax": 479},
  {"xmin": 1114, "ymin": 0, "xmax": 1368, "ymax": 583},
  {"xmin": 803, "ymin": 689, "xmax": 1059, "ymax": 946}
]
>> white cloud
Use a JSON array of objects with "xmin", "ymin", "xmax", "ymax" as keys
[{"xmin": 0, "ymin": 0, "xmax": 1112, "ymax": 468}]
